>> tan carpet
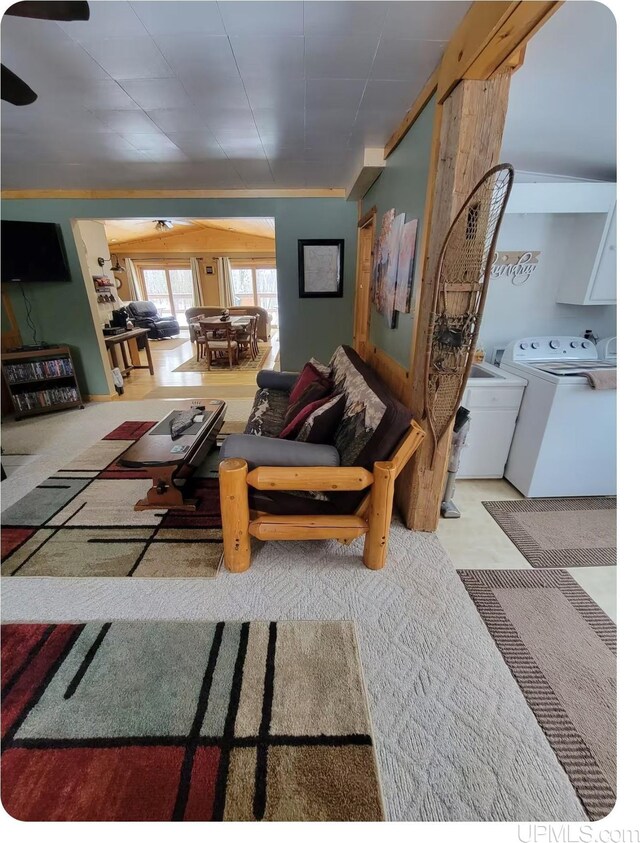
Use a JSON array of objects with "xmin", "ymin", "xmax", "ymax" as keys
[
  {"xmin": 482, "ymin": 497, "xmax": 616, "ymax": 567},
  {"xmin": 173, "ymin": 343, "xmax": 271, "ymax": 373},
  {"xmin": 459, "ymin": 568, "xmax": 616, "ymax": 820}
]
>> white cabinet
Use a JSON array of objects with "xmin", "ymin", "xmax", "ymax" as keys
[
  {"xmin": 457, "ymin": 363, "xmax": 527, "ymax": 479},
  {"xmin": 555, "ymin": 202, "xmax": 616, "ymax": 305}
]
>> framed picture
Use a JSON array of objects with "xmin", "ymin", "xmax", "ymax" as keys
[{"xmin": 298, "ymin": 239, "xmax": 344, "ymax": 298}]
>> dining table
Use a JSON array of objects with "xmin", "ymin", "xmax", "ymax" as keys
[{"xmin": 198, "ymin": 316, "xmax": 253, "ymax": 332}]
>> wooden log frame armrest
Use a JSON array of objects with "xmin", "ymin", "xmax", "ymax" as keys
[{"xmin": 219, "ymin": 420, "xmax": 425, "ymax": 573}]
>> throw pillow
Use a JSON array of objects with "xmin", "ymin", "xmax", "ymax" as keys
[
  {"xmin": 288, "ymin": 361, "xmax": 332, "ymax": 405},
  {"xmin": 309, "ymin": 357, "xmax": 332, "ymax": 379},
  {"xmin": 296, "ymin": 392, "xmax": 346, "ymax": 444},
  {"xmin": 279, "ymin": 394, "xmax": 332, "ymax": 440},
  {"xmin": 280, "ymin": 381, "xmax": 331, "ymax": 439}
]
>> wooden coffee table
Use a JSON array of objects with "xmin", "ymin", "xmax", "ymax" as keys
[{"xmin": 119, "ymin": 399, "xmax": 226, "ymax": 510}]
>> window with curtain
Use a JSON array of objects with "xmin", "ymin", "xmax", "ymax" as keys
[{"xmin": 230, "ymin": 262, "xmax": 278, "ymax": 329}]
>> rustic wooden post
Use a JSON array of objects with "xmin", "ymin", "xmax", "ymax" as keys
[
  {"xmin": 363, "ymin": 461, "xmax": 396, "ymax": 570},
  {"xmin": 219, "ymin": 458, "xmax": 251, "ymax": 573},
  {"xmin": 397, "ymin": 74, "xmax": 512, "ymax": 532}
]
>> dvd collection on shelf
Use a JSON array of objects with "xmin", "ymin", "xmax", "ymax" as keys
[
  {"xmin": 4, "ymin": 357, "xmax": 74, "ymax": 384},
  {"xmin": 12, "ymin": 386, "xmax": 80, "ymax": 412}
]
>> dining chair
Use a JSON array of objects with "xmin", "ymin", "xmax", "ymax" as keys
[
  {"xmin": 204, "ymin": 322, "xmax": 238, "ymax": 368},
  {"xmin": 236, "ymin": 316, "xmax": 258, "ymax": 360}
]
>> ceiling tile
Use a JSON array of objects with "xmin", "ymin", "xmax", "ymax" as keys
[
  {"xmin": 305, "ymin": 79, "xmax": 366, "ymax": 111},
  {"xmin": 183, "ymin": 78, "xmax": 251, "ymax": 111},
  {"xmin": 204, "ymin": 109, "xmax": 259, "ymax": 136},
  {"xmin": 219, "ymin": 2, "xmax": 304, "ymax": 36},
  {"xmin": 216, "ymin": 134, "xmax": 266, "ymax": 157},
  {"xmin": 81, "ymin": 37, "xmax": 175, "ymax": 80},
  {"xmin": 230, "ymin": 36, "xmax": 304, "ymax": 78},
  {"xmin": 244, "ymin": 77, "xmax": 305, "ymax": 111},
  {"xmin": 303, "ymin": 2, "xmax": 389, "ymax": 35},
  {"xmin": 120, "ymin": 78, "xmax": 191, "ymax": 110},
  {"xmin": 371, "ymin": 38, "xmax": 443, "ymax": 81},
  {"xmin": 146, "ymin": 108, "xmax": 209, "ymax": 132},
  {"xmin": 1, "ymin": 30, "xmax": 109, "ymax": 86},
  {"xmin": 304, "ymin": 35, "xmax": 379, "ymax": 79},
  {"xmin": 121, "ymin": 133, "xmax": 184, "ymax": 152},
  {"xmin": 269, "ymin": 160, "xmax": 310, "ymax": 187},
  {"xmin": 358, "ymin": 79, "xmax": 416, "ymax": 114},
  {"xmin": 131, "ymin": 1, "xmax": 226, "ymax": 35},
  {"xmin": 58, "ymin": 2, "xmax": 149, "ymax": 39},
  {"xmin": 253, "ymin": 107, "xmax": 304, "ymax": 134},
  {"xmin": 166, "ymin": 133, "xmax": 227, "ymax": 160},
  {"xmin": 153, "ymin": 34, "xmax": 240, "ymax": 82},
  {"xmin": 92, "ymin": 109, "xmax": 163, "ymax": 133},
  {"xmin": 231, "ymin": 159, "xmax": 275, "ymax": 187},
  {"xmin": 383, "ymin": 1, "xmax": 471, "ymax": 40},
  {"xmin": 80, "ymin": 80, "xmax": 141, "ymax": 110}
]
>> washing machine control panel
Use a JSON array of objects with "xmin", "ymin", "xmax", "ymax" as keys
[{"xmin": 503, "ymin": 337, "xmax": 598, "ymax": 364}]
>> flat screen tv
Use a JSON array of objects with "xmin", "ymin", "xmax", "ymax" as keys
[{"xmin": 1, "ymin": 220, "xmax": 71, "ymax": 283}]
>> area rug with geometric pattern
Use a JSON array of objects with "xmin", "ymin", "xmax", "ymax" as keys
[
  {"xmin": 1, "ymin": 620, "xmax": 384, "ymax": 821},
  {"xmin": 173, "ymin": 343, "xmax": 272, "ymax": 373},
  {"xmin": 1, "ymin": 421, "xmax": 226, "ymax": 578},
  {"xmin": 458, "ymin": 568, "xmax": 616, "ymax": 821},
  {"xmin": 482, "ymin": 497, "xmax": 616, "ymax": 567}
]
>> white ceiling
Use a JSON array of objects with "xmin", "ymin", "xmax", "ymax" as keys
[
  {"xmin": 1, "ymin": 0, "xmax": 470, "ymax": 190},
  {"xmin": 502, "ymin": 1, "xmax": 616, "ymax": 182}
]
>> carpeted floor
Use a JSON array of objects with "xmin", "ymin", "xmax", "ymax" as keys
[
  {"xmin": 459, "ymin": 568, "xmax": 616, "ymax": 820},
  {"xmin": 1, "ymin": 419, "xmax": 229, "ymax": 578},
  {"xmin": 0, "ymin": 399, "xmax": 591, "ymax": 821},
  {"xmin": 1, "ymin": 620, "xmax": 383, "ymax": 821},
  {"xmin": 173, "ymin": 344, "xmax": 271, "ymax": 373},
  {"xmin": 482, "ymin": 497, "xmax": 616, "ymax": 567}
]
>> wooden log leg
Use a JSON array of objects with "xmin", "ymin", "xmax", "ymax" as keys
[
  {"xmin": 220, "ymin": 458, "xmax": 252, "ymax": 573},
  {"xmin": 363, "ymin": 461, "xmax": 396, "ymax": 570}
]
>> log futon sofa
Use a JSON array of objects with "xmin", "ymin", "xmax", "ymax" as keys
[{"xmin": 219, "ymin": 345, "xmax": 424, "ymax": 572}]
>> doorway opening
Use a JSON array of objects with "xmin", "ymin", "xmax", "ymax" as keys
[{"xmin": 75, "ymin": 216, "xmax": 279, "ymax": 400}]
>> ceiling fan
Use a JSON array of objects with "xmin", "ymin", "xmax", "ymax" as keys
[
  {"xmin": 2, "ymin": 2, "xmax": 90, "ymax": 106},
  {"xmin": 154, "ymin": 220, "xmax": 193, "ymax": 232}
]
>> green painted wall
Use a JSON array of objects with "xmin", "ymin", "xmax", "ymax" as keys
[
  {"xmin": 361, "ymin": 98, "xmax": 435, "ymax": 369},
  {"xmin": 2, "ymin": 197, "xmax": 357, "ymax": 390}
]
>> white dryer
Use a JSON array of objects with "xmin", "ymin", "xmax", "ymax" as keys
[{"xmin": 500, "ymin": 336, "xmax": 616, "ymax": 497}]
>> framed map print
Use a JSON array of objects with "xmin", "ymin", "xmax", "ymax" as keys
[{"xmin": 298, "ymin": 239, "xmax": 344, "ymax": 298}]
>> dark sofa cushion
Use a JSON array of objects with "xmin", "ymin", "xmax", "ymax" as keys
[
  {"xmin": 330, "ymin": 345, "xmax": 412, "ymax": 468},
  {"xmin": 244, "ymin": 387, "xmax": 290, "ymax": 437}
]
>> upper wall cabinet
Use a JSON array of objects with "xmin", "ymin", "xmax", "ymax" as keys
[
  {"xmin": 556, "ymin": 203, "xmax": 616, "ymax": 305},
  {"xmin": 506, "ymin": 181, "xmax": 616, "ymax": 307}
]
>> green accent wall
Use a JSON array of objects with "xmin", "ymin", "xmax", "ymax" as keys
[
  {"xmin": 361, "ymin": 98, "xmax": 435, "ymax": 369},
  {"xmin": 2, "ymin": 197, "xmax": 357, "ymax": 391}
]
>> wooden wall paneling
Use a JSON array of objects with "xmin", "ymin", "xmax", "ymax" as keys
[
  {"xmin": 397, "ymin": 76, "xmax": 512, "ymax": 531},
  {"xmin": 353, "ymin": 209, "xmax": 376, "ymax": 356}
]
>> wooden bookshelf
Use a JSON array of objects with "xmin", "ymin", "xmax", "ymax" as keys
[{"xmin": 1, "ymin": 345, "xmax": 84, "ymax": 420}]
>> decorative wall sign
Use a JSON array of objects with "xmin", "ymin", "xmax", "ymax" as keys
[
  {"xmin": 298, "ymin": 239, "xmax": 344, "ymax": 297},
  {"xmin": 491, "ymin": 250, "xmax": 540, "ymax": 285},
  {"xmin": 205, "ymin": 265, "xmax": 214, "ymax": 275}
]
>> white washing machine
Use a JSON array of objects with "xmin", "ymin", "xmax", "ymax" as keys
[
  {"xmin": 597, "ymin": 336, "xmax": 617, "ymax": 362},
  {"xmin": 500, "ymin": 336, "xmax": 616, "ymax": 497}
]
